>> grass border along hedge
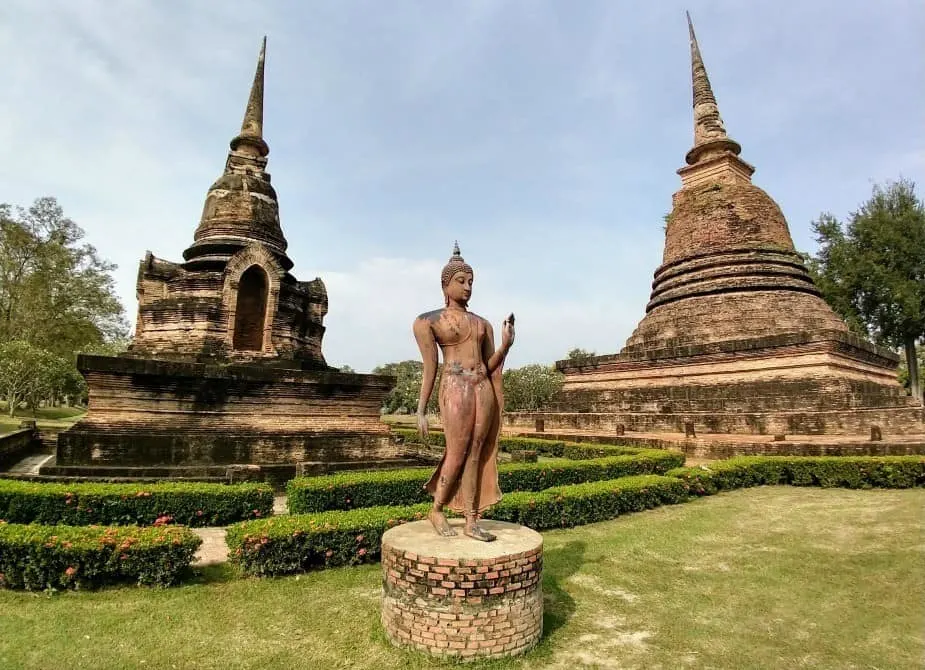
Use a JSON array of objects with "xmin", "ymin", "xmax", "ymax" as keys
[
  {"xmin": 392, "ymin": 428, "xmax": 641, "ymax": 459},
  {"xmin": 669, "ymin": 455, "xmax": 925, "ymax": 494},
  {"xmin": 0, "ymin": 522, "xmax": 201, "ymax": 589},
  {"xmin": 288, "ymin": 449, "xmax": 684, "ymax": 513},
  {"xmin": 0, "ymin": 480, "xmax": 274, "ymax": 527},
  {"xmin": 230, "ymin": 475, "xmax": 686, "ymax": 576}
]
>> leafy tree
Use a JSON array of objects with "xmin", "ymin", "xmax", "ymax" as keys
[
  {"xmin": 338, "ymin": 365, "xmax": 356, "ymax": 374},
  {"xmin": 565, "ymin": 347, "xmax": 597, "ymax": 366},
  {"xmin": 372, "ymin": 360, "xmax": 440, "ymax": 415},
  {"xmin": 0, "ymin": 341, "xmax": 70, "ymax": 416},
  {"xmin": 0, "ymin": 197, "xmax": 128, "ymax": 358},
  {"xmin": 502, "ymin": 364, "xmax": 564, "ymax": 412},
  {"xmin": 807, "ymin": 179, "xmax": 925, "ymax": 401},
  {"xmin": 898, "ymin": 345, "xmax": 925, "ymax": 397}
]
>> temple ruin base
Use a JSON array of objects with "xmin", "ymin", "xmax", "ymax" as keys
[{"xmin": 41, "ymin": 354, "xmax": 414, "ymax": 485}]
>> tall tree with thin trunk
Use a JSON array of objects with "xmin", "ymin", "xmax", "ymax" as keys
[{"xmin": 808, "ymin": 179, "xmax": 925, "ymax": 402}]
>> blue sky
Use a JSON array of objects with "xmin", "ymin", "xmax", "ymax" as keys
[{"xmin": 2, "ymin": 1, "xmax": 923, "ymax": 371}]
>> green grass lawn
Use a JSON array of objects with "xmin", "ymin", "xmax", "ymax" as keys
[
  {"xmin": 0, "ymin": 404, "xmax": 85, "ymax": 435},
  {"xmin": 1, "ymin": 486, "xmax": 922, "ymax": 669}
]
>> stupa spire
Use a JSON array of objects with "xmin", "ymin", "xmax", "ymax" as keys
[
  {"xmin": 684, "ymin": 13, "xmax": 741, "ymax": 165},
  {"xmin": 230, "ymin": 37, "xmax": 269, "ymax": 157}
]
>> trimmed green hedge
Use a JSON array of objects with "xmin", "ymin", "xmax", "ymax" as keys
[
  {"xmin": 287, "ymin": 450, "xmax": 684, "ymax": 513},
  {"xmin": 233, "ymin": 455, "xmax": 925, "ymax": 577},
  {"xmin": 0, "ymin": 480, "xmax": 274, "ymax": 527},
  {"xmin": 487, "ymin": 475, "xmax": 688, "ymax": 529},
  {"xmin": 0, "ymin": 522, "xmax": 201, "ymax": 589},
  {"xmin": 392, "ymin": 429, "xmax": 641, "ymax": 460},
  {"xmin": 227, "ymin": 503, "xmax": 432, "ymax": 576},
  {"xmin": 668, "ymin": 456, "xmax": 925, "ymax": 495},
  {"xmin": 230, "ymin": 474, "xmax": 685, "ymax": 576}
]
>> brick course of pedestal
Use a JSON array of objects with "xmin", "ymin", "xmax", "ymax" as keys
[{"xmin": 381, "ymin": 519, "xmax": 543, "ymax": 660}]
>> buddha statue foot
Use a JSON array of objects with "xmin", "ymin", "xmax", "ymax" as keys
[
  {"xmin": 463, "ymin": 521, "xmax": 496, "ymax": 542},
  {"xmin": 428, "ymin": 509, "xmax": 457, "ymax": 537}
]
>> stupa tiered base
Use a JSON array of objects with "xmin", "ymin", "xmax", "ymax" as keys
[
  {"xmin": 381, "ymin": 519, "xmax": 543, "ymax": 661},
  {"xmin": 42, "ymin": 354, "xmax": 408, "ymax": 486}
]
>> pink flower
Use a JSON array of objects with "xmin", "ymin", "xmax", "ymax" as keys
[
  {"xmin": 196, "ymin": 510, "xmax": 203, "ymax": 517},
  {"xmin": 358, "ymin": 548, "xmax": 367, "ymax": 557},
  {"xmin": 65, "ymin": 566, "xmax": 77, "ymax": 577},
  {"xmin": 355, "ymin": 535, "xmax": 365, "ymax": 543},
  {"xmin": 325, "ymin": 550, "xmax": 334, "ymax": 558}
]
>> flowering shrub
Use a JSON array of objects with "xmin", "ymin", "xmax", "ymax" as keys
[
  {"xmin": 0, "ymin": 522, "xmax": 201, "ymax": 589},
  {"xmin": 230, "ymin": 474, "xmax": 686, "ymax": 576},
  {"xmin": 0, "ymin": 481, "xmax": 273, "ymax": 526},
  {"xmin": 287, "ymin": 449, "xmax": 684, "ymax": 513},
  {"xmin": 667, "ymin": 456, "xmax": 925, "ymax": 494}
]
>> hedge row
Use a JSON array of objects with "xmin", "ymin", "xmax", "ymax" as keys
[
  {"xmin": 232, "ymin": 455, "xmax": 925, "ymax": 577},
  {"xmin": 0, "ymin": 522, "xmax": 201, "ymax": 589},
  {"xmin": 392, "ymin": 428, "xmax": 641, "ymax": 460},
  {"xmin": 0, "ymin": 480, "xmax": 274, "ymax": 527},
  {"xmin": 668, "ymin": 456, "xmax": 925, "ymax": 494},
  {"xmin": 287, "ymin": 450, "xmax": 684, "ymax": 513},
  {"xmin": 229, "ymin": 474, "xmax": 686, "ymax": 576}
]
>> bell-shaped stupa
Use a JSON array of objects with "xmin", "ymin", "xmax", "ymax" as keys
[{"xmin": 505, "ymin": 16, "xmax": 924, "ymax": 455}]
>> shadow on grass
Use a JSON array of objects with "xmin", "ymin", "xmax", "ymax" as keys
[
  {"xmin": 187, "ymin": 563, "xmax": 239, "ymax": 585},
  {"xmin": 539, "ymin": 540, "xmax": 586, "ymax": 639}
]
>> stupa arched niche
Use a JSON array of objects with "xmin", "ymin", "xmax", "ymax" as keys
[{"xmin": 223, "ymin": 245, "xmax": 283, "ymax": 356}]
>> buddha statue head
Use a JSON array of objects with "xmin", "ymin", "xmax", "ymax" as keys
[{"xmin": 441, "ymin": 242, "xmax": 474, "ymax": 308}]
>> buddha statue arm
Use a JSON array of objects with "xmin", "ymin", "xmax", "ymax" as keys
[
  {"xmin": 413, "ymin": 318, "xmax": 439, "ymax": 434},
  {"xmin": 485, "ymin": 317, "xmax": 515, "ymax": 374}
]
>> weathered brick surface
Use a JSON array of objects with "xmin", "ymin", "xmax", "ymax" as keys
[
  {"xmin": 381, "ymin": 524, "xmax": 543, "ymax": 660},
  {"xmin": 528, "ymin": 52, "xmax": 925, "ymax": 443},
  {"xmin": 52, "ymin": 43, "xmax": 400, "ymax": 480},
  {"xmin": 129, "ymin": 42, "xmax": 328, "ymax": 368},
  {"xmin": 507, "ymin": 430, "xmax": 925, "ymax": 459},
  {"xmin": 54, "ymin": 355, "xmax": 397, "ymax": 468}
]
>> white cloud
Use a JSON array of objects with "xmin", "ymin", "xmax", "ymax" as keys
[{"xmin": 319, "ymin": 256, "xmax": 643, "ymax": 372}]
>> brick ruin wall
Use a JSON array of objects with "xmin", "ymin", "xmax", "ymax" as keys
[
  {"xmin": 381, "ymin": 542, "xmax": 543, "ymax": 659},
  {"xmin": 56, "ymin": 355, "xmax": 397, "ymax": 467},
  {"xmin": 131, "ymin": 250, "xmax": 327, "ymax": 366}
]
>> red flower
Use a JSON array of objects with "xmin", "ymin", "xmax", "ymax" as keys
[
  {"xmin": 358, "ymin": 548, "xmax": 367, "ymax": 557},
  {"xmin": 65, "ymin": 567, "xmax": 77, "ymax": 577},
  {"xmin": 196, "ymin": 510, "xmax": 203, "ymax": 517}
]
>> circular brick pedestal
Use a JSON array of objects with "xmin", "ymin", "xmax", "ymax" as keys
[{"xmin": 381, "ymin": 519, "xmax": 543, "ymax": 660}]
